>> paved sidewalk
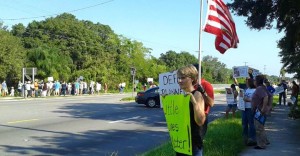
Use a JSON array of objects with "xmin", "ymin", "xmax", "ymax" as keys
[{"xmin": 240, "ymin": 105, "xmax": 300, "ymax": 156}]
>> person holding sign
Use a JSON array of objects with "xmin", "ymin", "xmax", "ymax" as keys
[
  {"xmin": 225, "ymin": 84, "xmax": 238, "ymax": 118},
  {"xmin": 177, "ymin": 65, "xmax": 206, "ymax": 156},
  {"xmin": 242, "ymin": 78, "xmax": 257, "ymax": 146},
  {"xmin": 278, "ymin": 80, "xmax": 288, "ymax": 105},
  {"xmin": 193, "ymin": 64, "xmax": 214, "ymax": 138},
  {"xmin": 251, "ymin": 75, "xmax": 271, "ymax": 149}
]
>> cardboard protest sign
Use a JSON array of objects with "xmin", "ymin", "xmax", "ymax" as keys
[
  {"xmin": 48, "ymin": 77, "xmax": 53, "ymax": 82},
  {"xmin": 159, "ymin": 71, "xmax": 191, "ymax": 154},
  {"xmin": 147, "ymin": 78, "xmax": 153, "ymax": 83},
  {"xmin": 158, "ymin": 71, "xmax": 184, "ymax": 95},
  {"xmin": 233, "ymin": 66, "xmax": 248, "ymax": 78},
  {"xmin": 238, "ymin": 89, "xmax": 245, "ymax": 110},
  {"xmin": 162, "ymin": 94, "xmax": 192, "ymax": 155},
  {"xmin": 226, "ymin": 88, "xmax": 235, "ymax": 104},
  {"xmin": 232, "ymin": 66, "xmax": 261, "ymax": 78},
  {"xmin": 273, "ymin": 86, "xmax": 284, "ymax": 95}
]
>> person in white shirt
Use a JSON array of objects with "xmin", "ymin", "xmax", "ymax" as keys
[
  {"xmin": 242, "ymin": 78, "xmax": 257, "ymax": 146},
  {"xmin": 25, "ymin": 81, "xmax": 31, "ymax": 97},
  {"xmin": 96, "ymin": 82, "xmax": 101, "ymax": 94},
  {"xmin": 10, "ymin": 87, "xmax": 15, "ymax": 96},
  {"xmin": 90, "ymin": 81, "xmax": 95, "ymax": 95}
]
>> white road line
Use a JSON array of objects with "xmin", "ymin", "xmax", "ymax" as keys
[{"xmin": 108, "ymin": 116, "xmax": 140, "ymax": 123}]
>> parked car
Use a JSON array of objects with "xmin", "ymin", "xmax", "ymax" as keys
[{"xmin": 135, "ymin": 87, "xmax": 160, "ymax": 108}]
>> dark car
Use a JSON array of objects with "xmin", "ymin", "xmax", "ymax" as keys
[{"xmin": 135, "ymin": 87, "xmax": 160, "ymax": 108}]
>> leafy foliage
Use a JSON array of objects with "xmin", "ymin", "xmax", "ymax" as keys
[
  {"xmin": 228, "ymin": 0, "xmax": 300, "ymax": 78},
  {"xmin": 159, "ymin": 50, "xmax": 198, "ymax": 71},
  {"xmin": 0, "ymin": 30, "xmax": 26, "ymax": 85},
  {"xmin": 202, "ymin": 56, "xmax": 231, "ymax": 83}
]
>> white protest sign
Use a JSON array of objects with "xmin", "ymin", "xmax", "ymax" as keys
[
  {"xmin": 273, "ymin": 86, "xmax": 284, "ymax": 95},
  {"xmin": 238, "ymin": 89, "xmax": 245, "ymax": 111},
  {"xmin": 48, "ymin": 77, "xmax": 54, "ymax": 82},
  {"xmin": 226, "ymin": 88, "xmax": 235, "ymax": 104},
  {"xmin": 159, "ymin": 71, "xmax": 184, "ymax": 95},
  {"xmin": 147, "ymin": 78, "xmax": 153, "ymax": 82},
  {"xmin": 233, "ymin": 66, "xmax": 249, "ymax": 78}
]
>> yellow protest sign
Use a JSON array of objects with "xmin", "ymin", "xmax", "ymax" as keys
[{"xmin": 162, "ymin": 94, "xmax": 192, "ymax": 155}]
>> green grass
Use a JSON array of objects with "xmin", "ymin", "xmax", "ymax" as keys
[
  {"xmin": 141, "ymin": 112, "xmax": 244, "ymax": 156},
  {"xmin": 120, "ymin": 97, "xmax": 135, "ymax": 101},
  {"xmin": 203, "ymin": 114, "xmax": 244, "ymax": 156},
  {"xmin": 141, "ymin": 96, "xmax": 281, "ymax": 156},
  {"xmin": 273, "ymin": 95, "xmax": 278, "ymax": 107},
  {"xmin": 214, "ymin": 89, "xmax": 226, "ymax": 94}
]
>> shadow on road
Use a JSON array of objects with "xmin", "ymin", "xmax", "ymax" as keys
[
  {"xmin": 0, "ymin": 102, "xmax": 168, "ymax": 155},
  {"xmin": 0, "ymin": 129, "xmax": 169, "ymax": 155}
]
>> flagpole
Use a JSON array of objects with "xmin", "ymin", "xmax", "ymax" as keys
[{"xmin": 198, "ymin": 0, "xmax": 204, "ymax": 84}]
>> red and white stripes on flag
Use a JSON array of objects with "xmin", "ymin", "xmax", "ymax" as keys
[{"xmin": 203, "ymin": 0, "xmax": 239, "ymax": 54}]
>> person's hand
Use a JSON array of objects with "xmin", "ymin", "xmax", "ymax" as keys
[
  {"xmin": 184, "ymin": 92, "xmax": 193, "ymax": 97},
  {"xmin": 185, "ymin": 92, "xmax": 196, "ymax": 104},
  {"xmin": 197, "ymin": 84, "xmax": 205, "ymax": 94}
]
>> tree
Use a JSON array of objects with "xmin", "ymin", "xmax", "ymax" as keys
[
  {"xmin": 202, "ymin": 55, "xmax": 230, "ymax": 83},
  {"xmin": 228, "ymin": 0, "xmax": 300, "ymax": 78},
  {"xmin": 9, "ymin": 13, "xmax": 162, "ymax": 90},
  {"xmin": 11, "ymin": 23, "xmax": 26, "ymax": 37},
  {"xmin": 0, "ymin": 30, "xmax": 26, "ymax": 86},
  {"xmin": 159, "ymin": 51, "xmax": 198, "ymax": 71}
]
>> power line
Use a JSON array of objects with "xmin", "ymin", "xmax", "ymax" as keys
[{"xmin": 0, "ymin": 0, "xmax": 115, "ymax": 21}]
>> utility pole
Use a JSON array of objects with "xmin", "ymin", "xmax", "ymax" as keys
[
  {"xmin": 130, "ymin": 67, "xmax": 136, "ymax": 98},
  {"xmin": 244, "ymin": 62, "xmax": 248, "ymax": 66},
  {"xmin": 264, "ymin": 65, "xmax": 266, "ymax": 75}
]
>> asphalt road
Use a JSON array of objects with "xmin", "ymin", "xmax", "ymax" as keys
[{"xmin": 0, "ymin": 93, "xmax": 227, "ymax": 156}]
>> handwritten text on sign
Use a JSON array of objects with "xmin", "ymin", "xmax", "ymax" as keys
[
  {"xmin": 162, "ymin": 95, "xmax": 192, "ymax": 155},
  {"xmin": 159, "ymin": 71, "xmax": 184, "ymax": 95}
]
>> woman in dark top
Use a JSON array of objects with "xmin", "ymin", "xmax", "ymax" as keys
[
  {"xmin": 177, "ymin": 65, "xmax": 206, "ymax": 156},
  {"xmin": 251, "ymin": 75, "xmax": 271, "ymax": 149}
]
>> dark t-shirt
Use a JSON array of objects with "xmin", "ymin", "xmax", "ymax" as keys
[
  {"xmin": 251, "ymin": 86, "xmax": 271, "ymax": 110},
  {"xmin": 189, "ymin": 90, "xmax": 203, "ymax": 150}
]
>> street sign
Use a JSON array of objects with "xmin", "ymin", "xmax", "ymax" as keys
[
  {"xmin": 130, "ymin": 67, "xmax": 136, "ymax": 75},
  {"xmin": 24, "ymin": 68, "xmax": 37, "ymax": 75}
]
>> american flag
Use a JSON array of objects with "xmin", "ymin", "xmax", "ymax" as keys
[{"xmin": 203, "ymin": 0, "xmax": 239, "ymax": 54}]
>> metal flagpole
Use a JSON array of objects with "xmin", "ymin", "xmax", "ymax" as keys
[{"xmin": 198, "ymin": 0, "xmax": 204, "ymax": 84}]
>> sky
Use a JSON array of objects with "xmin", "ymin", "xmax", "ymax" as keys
[{"xmin": 0, "ymin": 0, "xmax": 294, "ymax": 77}]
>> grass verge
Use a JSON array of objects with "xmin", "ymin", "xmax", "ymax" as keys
[
  {"xmin": 120, "ymin": 97, "xmax": 135, "ymax": 101},
  {"xmin": 141, "ymin": 112, "xmax": 244, "ymax": 156}
]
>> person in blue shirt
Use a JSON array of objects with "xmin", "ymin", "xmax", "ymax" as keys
[{"xmin": 264, "ymin": 79, "xmax": 275, "ymax": 94}]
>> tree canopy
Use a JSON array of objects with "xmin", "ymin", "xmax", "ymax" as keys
[{"xmin": 228, "ymin": 0, "xmax": 300, "ymax": 78}]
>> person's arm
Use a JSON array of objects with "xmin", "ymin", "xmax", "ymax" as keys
[
  {"xmin": 244, "ymin": 95, "xmax": 251, "ymax": 102},
  {"xmin": 198, "ymin": 83, "xmax": 214, "ymax": 107},
  {"xmin": 202, "ymin": 93, "xmax": 214, "ymax": 107},
  {"xmin": 261, "ymin": 96, "xmax": 269, "ymax": 115},
  {"xmin": 234, "ymin": 78, "xmax": 239, "ymax": 86},
  {"xmin": 188, "ymin": 91, "xmax": 206, "ymax": 126}
]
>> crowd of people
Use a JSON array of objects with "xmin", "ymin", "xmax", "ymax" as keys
[
  {"xmin": 0, "ymin": 80, "xmax": 109, "ymax": 98},
  {"xmin": 225, "ymin": 76, "xmax": 299, "ymax": 150}
]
